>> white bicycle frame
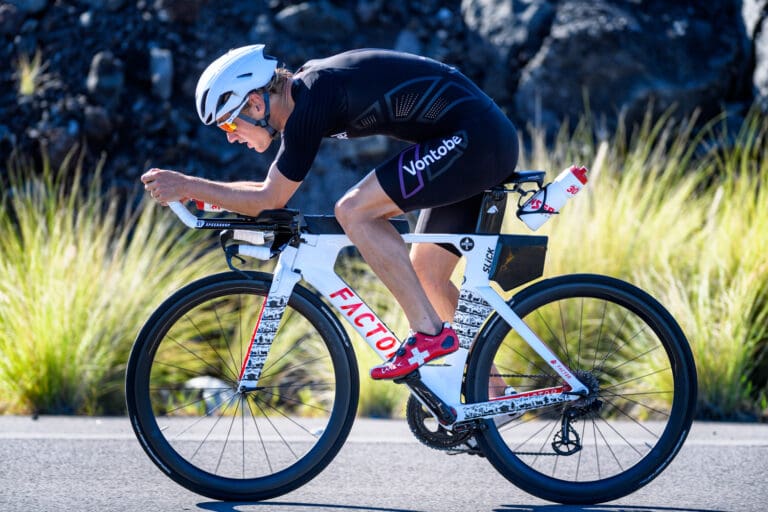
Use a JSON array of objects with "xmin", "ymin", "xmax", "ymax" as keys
[{"xmin": 169, "ymin": 201, "xmax": 588, "ymax": 426}]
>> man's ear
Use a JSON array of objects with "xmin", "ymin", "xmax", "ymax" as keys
[{"xmin": 248, "ymin": 91, "xmax": 264, "ymax": 113}]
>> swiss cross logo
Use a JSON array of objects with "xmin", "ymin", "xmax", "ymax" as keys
[{"xmin": 408, "ymin": 347, "xmax": 430, "ymax": 366}]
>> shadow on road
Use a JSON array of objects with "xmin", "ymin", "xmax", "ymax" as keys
[
  {"xmin": 494, "ymin": 506, "xmax": 727, "ymax": 512},
  {"xmin": 197, "ymin": 502, "xmax": 727, "ymax": 512},
  {"xmin": 198, "ymin": 502, "xmax": 420, "ymax": 512}
]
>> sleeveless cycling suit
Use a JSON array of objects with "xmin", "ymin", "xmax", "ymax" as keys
[{"xmin": 276, "ymin": 49, "xmax": 519, "ymax": 254}]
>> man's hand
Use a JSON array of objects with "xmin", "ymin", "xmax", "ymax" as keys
[{"xmin": 141, "ymin": 168, "xmax": 190, "ymax": 205}]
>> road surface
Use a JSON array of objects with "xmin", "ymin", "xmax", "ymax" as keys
[{"xmin": 0, "ymin": 416, "xmax": 766, "ymax": 511}]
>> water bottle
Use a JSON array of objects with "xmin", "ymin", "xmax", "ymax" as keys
[
  {"xmin": 516, "ymin": 165, "xmax": 588, "ymax": 231},
  {"xmin": 193, "ymin": 200, "xmax": 226, "ymax": 212}
]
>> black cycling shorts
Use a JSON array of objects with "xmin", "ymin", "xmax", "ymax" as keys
[{"xmin": 375, "ymin": 106, "xmax": 518, "ymax": 255}]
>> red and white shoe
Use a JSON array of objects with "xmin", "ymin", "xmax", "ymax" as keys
[{"xmin": 370, "ymin": 323, "xmax": 459, "ymax": 380}]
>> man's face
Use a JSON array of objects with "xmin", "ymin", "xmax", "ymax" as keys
[{"xmin": 218, "ymin": 96, "xmax": 273, "ymax": 153}]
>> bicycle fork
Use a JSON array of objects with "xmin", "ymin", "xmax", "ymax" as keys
[{"xmin": 237, "ymin": 247, "xmax": 302, "ymax": 391}]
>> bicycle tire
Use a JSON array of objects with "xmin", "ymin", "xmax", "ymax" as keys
[
  {"xmin": 126, "ymin": 271, "xmax": 359, "ymax": 501},
  {"xmin": 466, "ymin": 274, "xmax": 697, "ymax": 504}
]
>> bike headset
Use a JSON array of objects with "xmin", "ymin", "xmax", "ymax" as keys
[{"xmin": 195, "ymin": 44, "xmax": 279, "ymax": 138}]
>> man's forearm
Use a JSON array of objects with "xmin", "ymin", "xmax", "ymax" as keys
[{"xmin": 184, "ymin": 177, "xmax": 275, "ymax": 216}]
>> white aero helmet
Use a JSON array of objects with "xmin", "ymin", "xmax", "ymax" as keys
[{"xmin": 195, "ymin": 44, "xmax": 278, "ymax": 125}]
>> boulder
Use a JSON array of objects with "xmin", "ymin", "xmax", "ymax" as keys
[
  {"xmin": 462, "ymin": 0, "xmax": 556, "ymax": 102},
  {"xmin": 275, "ymin": 1, "xmax": 356, "ymax": 42},
  {"xmin": 6, "ymin": 0, "xmax": 47, "ymax": 15},
  {"xmin": 747, "ymin": 1, "xmax": 768, "ymax": 108},
  {"xmin": 150, "ymin": 47, "xmax": 173, "ymax": 100},
  {"xmin": 0, "ymin": 3, "xmax": 23, "ymax": 36},
  {"xmin": 86, "ymin": 51, "xmax": 125, "ymax": 106},
  {"xmin": 513, "ymin": 1, "xmax": 751, "ymax": 132}
]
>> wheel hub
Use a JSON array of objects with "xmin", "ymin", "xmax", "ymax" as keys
[{"xmin": 571, "ymin": 369, "xmax": 601, "ymax": 410}]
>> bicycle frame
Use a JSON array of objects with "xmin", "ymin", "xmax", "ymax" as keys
[{"xmin": 169, "ymin": 202, "xmax": 588, "ymax": 427}]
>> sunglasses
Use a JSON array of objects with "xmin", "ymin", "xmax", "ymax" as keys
[{"xmin": 216, "ymin": 97, "xmax": 249, "ymax": 133}]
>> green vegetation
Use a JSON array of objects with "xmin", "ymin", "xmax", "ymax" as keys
[
  {"xmin": 15, "ymin": 50, "xmax": 46, "ymax": 97},
  {"xmin": 0, "ymin": 108, "xmax": 766, "ymax": 420},
  {"xmin": 0, "ymin": 151, "xmax": 220, "ymax": 414},
  {"xmin": 514, "ymin": 108, "xmax": 768, "ymax": 420}
]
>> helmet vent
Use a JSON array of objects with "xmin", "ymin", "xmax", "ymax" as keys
[
  {"xmin": 216, "ymin": 92, "xmax": 233, "ymax": 111},
  {"xmin": 199, "ymin": 89, "xmax": 209, "ymax": 118},
  {"xmin": 236, "ymin": 73, "xmax": 253, "ymax": 78}
]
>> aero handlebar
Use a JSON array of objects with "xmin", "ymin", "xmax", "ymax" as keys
[
  {"xmin": 168, "ymin": 201, "xmax": 199, "ymax": 229},
  {"xmin": 166, "ymin": 201, "xmax": 273, "ymax": 261}
]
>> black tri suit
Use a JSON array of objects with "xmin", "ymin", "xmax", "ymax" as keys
[{"xmin": 276, "ymin": 49, "xmax": 519, "ymax": 255}]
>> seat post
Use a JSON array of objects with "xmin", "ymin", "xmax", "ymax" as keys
[{"xmin": 475, "ymin": 187, "xmax": 509, "ymax": 234}]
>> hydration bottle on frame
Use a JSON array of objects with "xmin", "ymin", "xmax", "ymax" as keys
[{"xmin": 516, "ymin": 165, "xmax": 588, "ymax": 231}]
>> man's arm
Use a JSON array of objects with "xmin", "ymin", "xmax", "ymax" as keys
[{"xmin": 141, "ymin": 162, "xmax": 301, "ymax": 217}]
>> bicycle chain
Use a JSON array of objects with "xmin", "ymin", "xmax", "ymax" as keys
[
  {"xmin": 407, "ymin": 372, "xmax": 592, "ymax": 457},
  {"xmin": 406, "ymin": 373, "xmax": 556, "ymax": 453},
  {"xmin": 486, "ymin": 372, "xmax": 592, "ymax": 457}
]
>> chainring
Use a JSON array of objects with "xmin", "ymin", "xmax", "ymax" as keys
[{"xmin": 405, "ymin": 395, "xmax": 473, "ymax": 450}]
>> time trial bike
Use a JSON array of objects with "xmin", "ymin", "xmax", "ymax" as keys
[{"xmin": 125, "ymin": 169, "xmax": 697, "ymax": 504}]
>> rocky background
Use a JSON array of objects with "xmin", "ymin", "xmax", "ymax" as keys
[{"xmin": 1, "ymin": 0, "xmax": 767, "ymax": 211}]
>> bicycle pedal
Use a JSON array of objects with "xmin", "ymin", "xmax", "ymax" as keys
[
  {"xmin": 392, "ymin": 368, "xmax": 421, "ymax": 385},
  {"xmin": 447, "ymin": 437, "xmax": 486, "ymax": 458}
]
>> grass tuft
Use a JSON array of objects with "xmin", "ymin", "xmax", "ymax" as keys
[
  {"xmin": 15, "ymin": 50, "xmax": 46, "ymax": 97},
  {"xmin": 0, "ymin": 149, "xmax": 220, "ymax": 414},
  {"xmin": 512, "ymin": 107, "xmax": 768, "ymax": 419}
]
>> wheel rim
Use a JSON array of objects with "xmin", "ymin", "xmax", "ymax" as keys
[{"xmin": 138, "ymin": 286, "xmax": 345, "ymax": 482}]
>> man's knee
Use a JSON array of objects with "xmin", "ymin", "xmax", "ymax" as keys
[{"xmin": 334, "ymin": 193, "xmax": 360, "ymax": 229}]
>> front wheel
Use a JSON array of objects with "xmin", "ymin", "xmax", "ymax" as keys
[
  {"xmin": 466, "ymin": 274, "xmax": 697, "ymax": 504},
  {"xmin": 126, "ymin": 272, "xmax": 359, "ymax": 501}
]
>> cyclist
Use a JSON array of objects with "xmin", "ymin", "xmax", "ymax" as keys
[{"xmin": 141, "ymin": 45, "xmax": 519, "ymax": 380}]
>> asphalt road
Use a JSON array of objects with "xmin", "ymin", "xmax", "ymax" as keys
[{"xmin": 0, "ymin": 416, "xmax": 766, "ymax": 512}]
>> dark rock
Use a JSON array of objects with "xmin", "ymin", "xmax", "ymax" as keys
[
  {"xmin": 86, "ymin": 51, "xmax": 125, "ymax": 106},
  {"xmin": 275, "ymin": 1, "xmax": 357, "ymax": 42},
  {"xmin": 356, "ymin": 0, "xmax": 383, "ymax": 24},
  {"xmin": 6, "ymin": 0, "xmax": 47, "ymax": 15},
  {"xmin": 0, "ymin": 3, "xmax": 23, "ymax": 36},
  {"xmin": 743, "ymin": 0, "xmax": 767, "ymax": 37},
  {"xmin": 84, "ymin": 105, "xmax": 113, "ymax": 144},
  {"xmin": 80, "ymin": 0, "xmax": 127, "ymax": 11},
  {"xmin": 394, "ymin": 28, "xmax": 422, "ymax": 55},
  {"xmin": 149, "ymin": 47, "xmax": 173, "ymax": 100},
  {"xmin": 153, "ymin": 0, "xmax": 206, "ymax": 24},
  {"xmin": 749, "ymin": 1, "xmax": 768, "ymax": 109},
  {"xmin": 38, "ymin": 125, "xmax": 78, "ymax": 170},
  {"xmin": 514, "ymin": 1, "xmax": 751, "ymax": 132},
  {"xmin": 462, "ymin": 0, "xmax": 556, "ymax": 104}
]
